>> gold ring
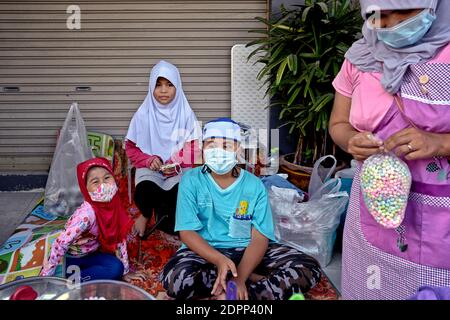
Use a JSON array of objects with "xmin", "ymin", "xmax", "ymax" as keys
[{"xmin": 407, "ymin": 144, "xmax": 413, "ymax": 151}]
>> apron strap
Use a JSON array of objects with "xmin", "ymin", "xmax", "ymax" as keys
[{"xmin": 394, "ymin": 95, "xmax": 419, "ymax": 130}]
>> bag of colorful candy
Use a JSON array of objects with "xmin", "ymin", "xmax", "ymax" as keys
[{"xmin": 360, "ymin": 152, "xmax": 412, "ymax": 229}]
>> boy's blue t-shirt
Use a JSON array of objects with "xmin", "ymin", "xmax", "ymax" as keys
[{"xmin": 175, "ymin": 167, "xmax": 277, "ymax": 249}]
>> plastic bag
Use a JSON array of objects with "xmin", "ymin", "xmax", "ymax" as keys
[
  {"xmin": 44, "ymin": 102, "xmax": 93, "ymax": 217},
  {"xmin": 361, "ymin": 152, "xmax": 411, "ymax": 229},
  {"xmin": 270, "ymin": 155, "xmax": 349, "ymax": 267},
  {"xmin": 335, "ymin": 159, "xmax": 358, "ymax": 180}
]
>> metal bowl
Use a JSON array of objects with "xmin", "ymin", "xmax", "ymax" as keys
[
  {"xmin": 54, "ymin": 280, "xmax": 155, "ymax": 300},
  {"xmin": 0, "ymin": 277, "xmax": 72, "ymax": 300}
]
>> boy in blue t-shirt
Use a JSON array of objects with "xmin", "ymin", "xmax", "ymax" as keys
[{"xmin": 160, "ymin": 118, "xmax": 321, "ymax": 300}]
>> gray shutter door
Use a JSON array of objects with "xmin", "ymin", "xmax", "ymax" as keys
[{"xmin": 0, "ymin": 0, "xmax": 267, "ymax": 172}]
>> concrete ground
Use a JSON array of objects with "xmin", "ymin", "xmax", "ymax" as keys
[
  {"xmin": 323, "ymin": 252, "xmax": 342, "ymax": 294},
  {"xmin": 0, "ymin": 191, "xmax": 343, "ymax": 294},
  {"xmin": 0, "ymin": 191, "xmax": 43, "ymax": 246}
]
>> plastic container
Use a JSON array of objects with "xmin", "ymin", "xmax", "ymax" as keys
[
  {"xmin": 0, "ymin": 277, "xmax": 72, "ymax": 300},
  {"xmin": 53, "ymin": 280, "xmax": 155, "ymax": 300}
]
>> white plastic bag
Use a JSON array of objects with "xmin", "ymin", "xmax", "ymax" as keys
[
  {"xmin": 44, "ymin": 102, "xmax": 93, "ymax": 217},
  {"xmin": 270, "ymin": 155, "xmax": 349, "ymax": 267}
]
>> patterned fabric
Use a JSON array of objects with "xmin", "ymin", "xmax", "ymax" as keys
[
  {"xmin": 160, "ymin": 244, "xmax": 322, "ymax": 300},
  {"xmin": 40, "ymin": 201, "xmax": 129, "ymax": 276},
  {"xmin": 401, "ymin": 63, "xmax": 450, "ymax": 105},
  {"xmin": 409, "ymin": 192, "xmax": 450, "ymax": 208},
  {"xmin": 88, "ymin": 182, "xmax": 118, "ymax": 203}
]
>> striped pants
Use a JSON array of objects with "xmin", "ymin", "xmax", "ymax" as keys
[{"xmin": 160, "ymin": 243, "xmax": 321, "ymax": 300}]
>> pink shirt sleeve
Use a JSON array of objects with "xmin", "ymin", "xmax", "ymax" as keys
[
  {"xmin": 125, "ymin": 140, "xmax": 161, "ymax": 169},
  {"xmin": 332, "ymin": 59, "xmax": 356, "ymax": 98},
  {"xmin": 116, "ymin": 240, "xmax": 130, "ymax": 275},
  {"xmin": 40, "ymin": 205, "xmax": 95, "ymax": 276},
  {"xmin": 332, "ymin": 59, "xmax": 394, "ymax": 133}
]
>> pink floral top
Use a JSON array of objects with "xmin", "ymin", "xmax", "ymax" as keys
[{"xmin": 40, "ymin": 201, "xmax": 130, "ymax": 277}]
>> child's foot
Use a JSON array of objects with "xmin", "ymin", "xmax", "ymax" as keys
[
  {"xmin": 133, "ymin": 215, "xmax": 149, "ymax": 237},
  {"xmin": 248, "ymin": 273, "xmax": 265, "ymax": 283}
]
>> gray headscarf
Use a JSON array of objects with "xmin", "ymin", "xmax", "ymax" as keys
[{"xmin": 345, "ymin": 0, "xmax": 450, "ymax": 94}]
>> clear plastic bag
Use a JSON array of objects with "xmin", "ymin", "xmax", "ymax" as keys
[
  {"xmin": 361, "ymin": 152, "xmax": 411, "ymax": 229},
  {"xmin": 270, "ymin": 155, "xmax": 349, "ymax": 267},
  {"xmin": 44, "ymin": 102, "xmax": 93, "ymax": 217}
]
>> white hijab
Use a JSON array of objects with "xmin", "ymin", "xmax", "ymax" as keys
[{"xmin": 126, "ymin": 60, "xmax": 201, "ymax": 162}]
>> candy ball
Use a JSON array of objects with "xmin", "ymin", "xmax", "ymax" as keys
[{"xmin": 361, "ymin": 152, "xmax": 411, "ymax": 229}]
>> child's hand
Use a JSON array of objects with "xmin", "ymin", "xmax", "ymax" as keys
[
  {"xmin": 148, "ymin": 157, "xmax": 163, "ymax": 171},
  {"xmin": 160, "ymin": 163, "xmax": 180, "ymax": 177},
  {"xmin": 132, "ymin": 215, "xmax": 148, "ymax": 237},
  {"xmin": 211, "ymin": 255, "xmax": 238, "ymax": 296},
  {"xmin": 234, "ymin": 278, "xmax": 249, "ymax": 300},
  {"xmin": 347, "ymin": 132, "xmax": 384, "ymax": 161},
  {"xmin": 123, "ymin": 271, "xmax": 147, "ymax": 282},
  {"xmin": 40, "ymin": 258, "xmax": 51, "ymax": 276},
  {"xmin": 161, "ymin": 166, "xmax": 176, "ymax": 176}
]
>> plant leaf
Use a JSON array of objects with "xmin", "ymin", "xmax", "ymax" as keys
[
  {"xmin": 288, "ymin": 87, "xmax": 302, "ymax": 106},
  {"xmin": 276, "ymin": 59, "xmax": 289, "ymax": 86},
  {"xmin": 317, "ymin": 2, "xmax": 329, "ymax": 14}
]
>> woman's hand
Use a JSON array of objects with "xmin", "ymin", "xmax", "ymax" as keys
[
  {"xmin": 347, "ymin": 132, "xmax": 384, "ymax": 161},
  {"xmin": 384, "ymin": 128, "xmax": 447, "ymax": 160},
  {"xmin": 148, "ymin": 157, "xmax": 163, "ymax": 171},
  {"xmin": 211, "ymin": 255, "xmax": 238, "ymax": 296},
  {"xmin": 123, "ymin": 270, "xmax": 147, "ymax": 282}
]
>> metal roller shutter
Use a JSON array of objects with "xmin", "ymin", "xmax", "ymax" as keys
[{"xmin": 0, "ymin": 0, "xmax": 268, "ymax": 171}]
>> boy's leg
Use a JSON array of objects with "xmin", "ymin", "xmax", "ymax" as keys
[
  {"xmin": 160, "ymin": 248, "xmax": 218, "ymax": 300},
  {"xmin": 66, "ymin": 252, "xmax": 124, "ymax": 282},
  {"xmin": 154, "ymin": 184, "xmax": 179, "ymax": 235},
  {"xmin": 247, "ymin": 244, "xmax": 322, "ymax": 300}
]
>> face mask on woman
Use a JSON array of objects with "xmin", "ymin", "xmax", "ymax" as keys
[
  {"xmin": 204, "ymin": 147, "xmax": 237, "ymax": 175},
  {"xmin": 89, "ymin": 182, "xmax": 118, "ymax": 202},
  {"xmin": 376, "ymin": 8, "xmax": 436, "ymax": 48}
]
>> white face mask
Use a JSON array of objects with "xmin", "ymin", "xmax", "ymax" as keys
[
  {"xmin": 203, "ymin": 147, "xmax": 237, "ymax": 175},
  {"xmin": 375, "ymin": 8, "xmax": 436, "ymax": 48},
  {"xmin": 89, "ymin": 183, "xmax": 118, "ymax": 202}
]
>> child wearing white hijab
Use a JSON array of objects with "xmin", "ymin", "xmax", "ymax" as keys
[{"xmin": 126, "ymin": 60, "xmax": 202, "ymax": 237}]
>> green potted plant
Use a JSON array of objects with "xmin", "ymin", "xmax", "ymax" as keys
[{"xmin": 248, "ymin": 0, "xmax": 362, "ymax": 189}]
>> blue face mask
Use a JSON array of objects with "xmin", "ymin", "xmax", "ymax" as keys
[
  {"xmin": 204, "ymin": 147, "xmax": 237, "ymax": 175},
  {"xmin": 376, "ymin": 9, "xmax": 436, "ymax": 48}
]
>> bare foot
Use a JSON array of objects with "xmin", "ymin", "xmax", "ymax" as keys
[
  {"xmin": 134, "ymin": 215, "xmax": 148, "ymax": 237},
  {"xmin": 249, "ymin": 273, "xmax": 265, "ymax": 283}
]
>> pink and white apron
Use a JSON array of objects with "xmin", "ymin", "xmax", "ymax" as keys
[{"xmin": 342, "ymin": 62, "xmax": 450, "ymax": 300}]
